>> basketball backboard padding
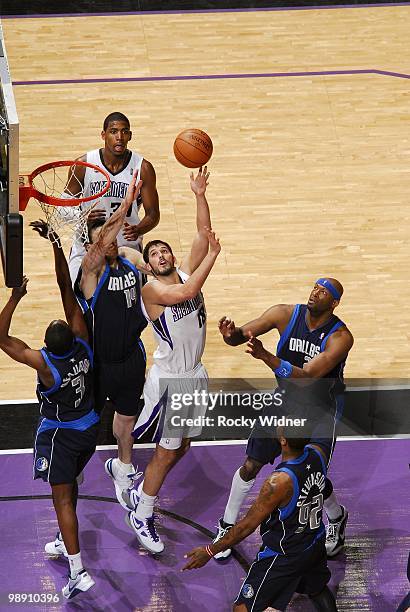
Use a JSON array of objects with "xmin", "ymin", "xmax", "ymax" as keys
[{"xmin": 0, "ymin": 213, "xmax": 23, "ymax": 287}]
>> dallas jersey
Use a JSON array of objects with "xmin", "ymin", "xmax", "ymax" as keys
[
  {"xmin": 37, "ymin": 338, "xmax": 94, "ymax": 422},
  {"xmin": 276, "ymin": 304, "xmax": 346, "ymax": 407},
  {"xmin": 259, "ymin": 445, "xmax": 327, "ymax": 557},
  {"xmin": 75, "ymin": 257, "xmax": 147, "ymax": 363},
  {"xmin": 69, "ymin": 148, "xmax": 144, "ymax": 265},
  {"xmin": 142, "ymin": 269, "xmax": 207, "ymax": 374}
]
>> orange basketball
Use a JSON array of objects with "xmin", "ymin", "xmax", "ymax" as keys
[{"xmin": 173, "ymin": 129, "xmax": 213, "ymax": 168}]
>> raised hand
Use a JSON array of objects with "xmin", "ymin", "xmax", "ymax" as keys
[
  {"xmin": 125, "ymin": 176, "xmax": 143, "ymax": 210},
  {"xmin": 29, "ymin": 219, "xmax": 49, "ymax": 239},
  {"xmin": 218, "ymin": 316, "xmax": 236, "ymax": 339},
  {"xmin": 11, "ymin": 276, "xmax": 29, "ymax": 301},
  {"xmin": 190, "ymin": 166, "xmax": 210, "ymax": 196},
  {"xmin": 86, "ymin": 208, "xmax": 106, "ymax": 226},
  {"xmin": 205, "ymin": 227, "xmax": 221, "ymax": 256},
  {"xmin": 29, "ymin": 220, "xmax": 58, "ymax": 243}
]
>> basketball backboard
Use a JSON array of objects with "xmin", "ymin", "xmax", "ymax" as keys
[{"xmin": 0, "ymin": 21, "xmax": 22, "ymax": 288}]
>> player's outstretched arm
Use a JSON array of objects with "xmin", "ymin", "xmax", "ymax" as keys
[
  {"xmin": 246, "ymin": 327, "xmax": 353, "ymax": 379},
  {"xmin": 0, "ymin": 279, "xmax": 48, "ymax": 374},
  {"xmin": 30, "ymin": 220, "xmax": 89, "ymax": 341},
  {"xmin": 118, "ymin": 246, "xmax": 152, "ymax": 276},
  {"xmin": 143, "ymin": 229, "xmax": 221, "ymax": 308},
  {"xmin": 180, "ymin": 166, "xmax": 211, "ymax": 274},
  {"xmin": 81, "ymin": 170, "xmax": 142, "ymax": 295},
  {"xmin": 123, "ymin": 159, "xmax": 160, "ymax": 241},
  {"xmin": 219, "ymin": 304, "xmax": 294, "ymax": 347},
  {"xmin": 182, "ymin": 472, "xmax": 292, "ymax": 570}
]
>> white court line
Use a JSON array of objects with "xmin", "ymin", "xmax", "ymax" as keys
[
  {"xmin": 0, "ymin": 399, "xmax": 39, "ymax": 404},
  {"xmin": 0, "ymin": 434, "xmax": 409, "ymax": 456}
]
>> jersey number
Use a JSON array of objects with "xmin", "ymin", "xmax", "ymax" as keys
[
  {"xmin": 297, "ymin": 493, "xmax": 323, "ymax": 532},
  {"xmin": 197, "ymin": 305, "xmax": 206, "ymax": 328},
  {"xmin": 124, "ymin": 287, "xmax": 137, "ymax": 308},
  {"xmin": 111, "ymin": 202, "xmax": 132, "ymax": 218},
  {"xmin": 72, "ymin": 375, "xmax": 85, "ymax": 408}
]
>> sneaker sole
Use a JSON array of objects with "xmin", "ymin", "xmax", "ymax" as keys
[
  {"xmin": 62, "ymin": 578, "xmax": 95, "ymax": 600},
  {"xmin": 214, "ymin": 548, "xmax": 232, "ymax": 560},
  {"xmin": 326, "ymin": 542, "xmax": 345, "ymax": 558}
]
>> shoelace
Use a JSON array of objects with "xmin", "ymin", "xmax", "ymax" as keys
[
  {"xmin": 146, "ymin": 516, "xmax": 160, "ymax": 542},
  {"xmin": 215, "ymin": 523, "xmax": 231, "ymax": 540},
  {"xmin": 127, "ymin": 468, "xmax": 143, "ymax": 482},
  {"xmin": 326, "ymin": 523, "xmax": 337, "ymax": 542}
]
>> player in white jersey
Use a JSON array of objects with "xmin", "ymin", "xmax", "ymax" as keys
[
  {"xmin": 126, "ymin": 167, "xmax": 221, "ymax": 553},
  {"xmin": 67, "ymin": 112, "xmax": 159, "ymax": 283}
]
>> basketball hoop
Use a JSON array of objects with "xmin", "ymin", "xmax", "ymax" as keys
[{"xmin": 19, "ymin": 160, "xmax": 111, "ymax": 248}]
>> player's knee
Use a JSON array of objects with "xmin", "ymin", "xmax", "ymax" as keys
[
  {"xmin": 51, "ymin": 484, "xmax": 74, "ymax": 509},
  {"xmin": 241, "ymin": 457, "xmax": 263, "ymax": 481},
  {"xmin": 155, "ymin": 446, "xmax": 179, "ymax": 467},
  {"xmin": 232, "ymin": 604, "xmax": 248, "ymax": 612},
  {"xmin": 113, "ymin": 413, "xmax": 135, "ymax": 436}
]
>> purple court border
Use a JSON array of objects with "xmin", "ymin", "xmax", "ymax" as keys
[
  {"xmin": 2, "ymin": 2, "xmax": 410, "ymax": 19},
  {"xmin": 12, "ymin": 68, "xmax": 410, "ymax": 87}
]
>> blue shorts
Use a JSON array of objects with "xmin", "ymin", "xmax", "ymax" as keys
[
  {"xmin": 95, "ymin": 342, "xmax": 146, "ymax": 416},
  {"xmin": 235, "ymin": 536, "xmax": 330, "ymax": 611},
  {"xmin": 246, "ymin": 395, "xmax": 345, "ymax": 466},
  {"xmin": 34, "ymin": 422, "xmax": 98, "ymax": 485}
]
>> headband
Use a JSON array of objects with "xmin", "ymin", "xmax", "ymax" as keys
[{"xmin": 316, "ymin": 278, "xmax": 341, "ymax": 301}]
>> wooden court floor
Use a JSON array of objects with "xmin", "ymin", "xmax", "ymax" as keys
[{"xmin": 1, "ymin": 5, "xmax": 410, "ymax": 400}]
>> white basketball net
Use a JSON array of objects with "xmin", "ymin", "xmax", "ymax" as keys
[{"xmin": 29, "ymin": 163, "xmax": 109, "ymax": 249}]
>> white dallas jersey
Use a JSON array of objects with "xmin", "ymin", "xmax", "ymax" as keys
[
  {"xmin": 143, "ymin": 270, "xmax": 207, "ymax": 374},
  {"xmin": 69, "ymin": 148, "xmax": 144, "ymax": 262}
]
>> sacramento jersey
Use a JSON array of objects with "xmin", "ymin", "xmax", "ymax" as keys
[
  {"xmin": 69, "ymin": 148, "xmax": 144, "ymax": 266},
  {"xmin": 76, "ymin": 257, "xmax": 147, "ymax": 363},
  {"xmin": 277, "ymin": 304, "xmax": 346, "ymax": 406},
  {"xmin": 143, "ymin": 269, "xmax": 206, "ymax": 374},
  {"xmin": 259, "ymin": 445, "xmax": 327, "ymax": 557},
  {"xmin": 37, "ymin": 338, "xmax": 94, "ymax": 422}
]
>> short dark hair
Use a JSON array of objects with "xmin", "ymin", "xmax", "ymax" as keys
[
  {"xmin": 87, "ymin": 218, "xmax": 105, "ymax": 243},
  {"xmin": 278, "ymin": 425, "xmax": 311, "ymax": 451},
  {"xmin": 103, "ymin": 112, "xmax": 130, "ymax": 131},
  {"xmin": 45, "ymin": 321, "xmax": 74, "ymax": 356},
  {"xmin": 143, "ymin": 240, "xmax": 174, "ymax": 263}
]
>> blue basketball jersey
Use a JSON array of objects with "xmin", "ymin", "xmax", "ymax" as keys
[
  {"xmin": 75, "ymin": 256, "xmax": 147, "ymax": 363},
  {"xmin": 37, "ymin": 338, "xmax": 94, "ymax": 422},
  {"xmin": 276, "ymin": 304, "xmax": 346, "ymax": 405},
  {"xmin": 259, "ymin": 445, "xmax": 327, "ymax": 558}
]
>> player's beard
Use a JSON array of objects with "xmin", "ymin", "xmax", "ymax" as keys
[
  {"xmin": 155, "ymin": 263, "xmax": 175, "ymax": 277},
  {"xmin": 307, "ymin": 302, "xmax": 318, "ymax": 315}
]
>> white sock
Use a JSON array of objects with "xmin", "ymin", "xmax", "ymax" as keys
[
  {"xmin": 223, "ymin": 468, "xmax": 256, "ymax": 525},
  {"xmin": 135, "ymin": 490, "xmax": 156, "ymax": 520},
  {"xmin": 324, "ymin": 492, "xmax": 343, "ymax": 521},
  {"xmin": 68, "ymin": 552, "xmax": 83, "ymax": 579}
]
